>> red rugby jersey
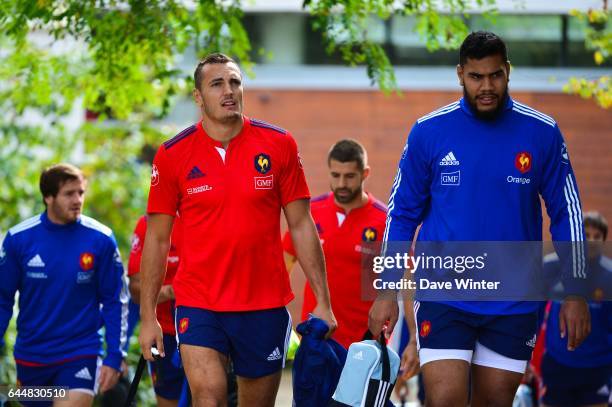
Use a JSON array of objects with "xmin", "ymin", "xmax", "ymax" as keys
[
  {"xmin": 283, "ymin": 192, "xmax": 387, "ymax": 348},
  {"xmin": 128, "ymin": 215, "xmax": 182, "ymax": 335},
  {"xmin": 147, "ymin": 117, "xmax": 309, "ymax": 311}
]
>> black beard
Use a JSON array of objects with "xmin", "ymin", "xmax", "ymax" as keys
[
  {"xmin": 464, "ymin": 88, "xmax": 509, "ymax": 121},
  {"xmin": 333, "ymin": 187, "xmax": 361, "ymax": 204}
]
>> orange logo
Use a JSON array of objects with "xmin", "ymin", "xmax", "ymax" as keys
[
  {"xmin": 515, "ymin": 152, "xmax": 532, "ymax": 174},
  {"xmin": 79, "ymin": 252, "xmax": 94, "ymax": 271},
  {"xmin": 420, "ymin": 320, "xmax": 432, "ymax": 337},
  {"xmin": 178, "ymin": 318, "xmax": 189, "ymax": 334}
]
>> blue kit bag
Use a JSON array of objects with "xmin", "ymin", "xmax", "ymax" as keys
[{"xmin": 329, "ymin": 331, "xmax": 400, "ymax": 407}]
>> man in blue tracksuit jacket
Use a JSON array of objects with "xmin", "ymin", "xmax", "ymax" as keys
[
  {"xmin": 368, "ymin": 31, "xmax": 590, "ymax": 406},
  {"xmin": 0, "ymin": 163, "xmax": 129, "ymax": 406},
  {"xmin": 540, "ymin": 211, "xmax": 611, "ymax": 407}
]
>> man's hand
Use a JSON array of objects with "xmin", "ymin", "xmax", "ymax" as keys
[
  {"xmin": 368, "ymin": 296, "xmax": 399, "ymax": 339},
  {"xmin": 98, "ymin": 365, "xmax": 121, "ymax": 393},
  {"xmin": 139, "ymin": 317, "xmax": 165, "ymax": 361},
  {"xmin": 312, "ymin": 303, "xmax": 338, "ymax": 338},
  {"xmin": 400, "ymin": 340, "xmax": 419, "ymax": 380},
  {"xmin": 559, "ymin": 296, "xmax": 591, "ymax": 351},
  {"xmin": 158, "ymin": 285, "xmax": 175, "ymax": 303}
]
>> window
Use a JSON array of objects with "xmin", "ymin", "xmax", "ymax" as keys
[{"xmin": 244, "ymin": 13, "xmax": 610, "ymax": 68}]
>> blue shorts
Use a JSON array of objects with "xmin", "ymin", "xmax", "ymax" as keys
[
  {"xmin": 148, "ymin": 334, "xmax": 185, "ymax": 400},
  {"xmin": 176, "ymin": 306, "xmax": 292, "ymax": 378},
  {"xmin": 16, "ymin": 356, "xmax": 100, "ymax": 407},
  {"xmin": 414, "ymin": 301, "xmax": 538, "ymax": 373},
  {"xmin": 540, "ymin": 353, "xmax": 611, "ymax": 406}
]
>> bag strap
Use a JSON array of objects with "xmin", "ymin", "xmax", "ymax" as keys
[
  {"xmin": 362, "ymin": 330, "xmax": 391, "ymax": 383},
  {"xmin": 123, "ymin": 354, "xmax": 146, "ymax": 407}
]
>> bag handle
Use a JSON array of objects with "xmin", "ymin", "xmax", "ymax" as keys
[
  {"xmin": 362, "ymin": 330, "xmax": 391, "ymax": 383},
  {"xmin": 123, "ymin": 354, "xmax": 146, "ymax": 407}
]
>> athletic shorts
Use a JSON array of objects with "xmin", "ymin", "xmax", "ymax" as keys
[
  {"xmin": 540, "ymin": 353, "xmax": 611, "ymax": 406},
  {"xmin": 148, "ymin": 334, "xmax": 185, "ymax": 400},
  {"xmin": 176, "ymin": 306, "xmax": 291, "ymax": 378},
  {"xmin": 16, "ymin": 356, "xmax": 100, "ymax": 407},
  {"xmin": 414, "ymin": 301, "xmax": 538, "ymax": 373}
]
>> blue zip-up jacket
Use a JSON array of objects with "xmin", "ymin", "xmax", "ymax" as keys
[
  {"xmin": 384, "ymin": 97, "xmax": 586, "ymax": 314},
  {"xmin": 0, "ymin": 212, "xmax": 129, "ymax": 370},
  {"xmin": 292, "ymin": 317, "xmax": 347, "ymax": 407},
  {"xmin": 544, "ymin": 254, "xmax": 612, "ymax": 368}
]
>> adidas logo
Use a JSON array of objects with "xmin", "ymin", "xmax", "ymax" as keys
[
  {"xmin": 596, "ymin": 384, "xmax": 609, "ymax": 396},
  {"xmin": 439, "ymin": 151, "xmax": 460, "ymax": 166},
  {"xmin": 74, "ymin": 367, "xmax": 92, "ymax": 381},
  {"xmin": 186, "ymin": 166, "xmax": 205, "ymax": 180},
  {"xmin": 27, "ymin": 254, "xmax": 45, "ymax": 268},
  {"xmin": 353, "ymin": 351, "xmax": 364, "ymax": 361},
  {"xmin": 526, "ymin": 333, "xmax": 536, "ymax": 348},
  {"xmin": 266, "ymin": 347, "xmax": 282, "ymax": 361}
]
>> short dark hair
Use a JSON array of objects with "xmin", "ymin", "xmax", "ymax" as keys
[
  {"xmin": 193, "ymin": 53, "xmax": 238, "ymax": 90},
  {"xmin": 40, "ymin": 163, "xmax": 84, "ymax": 204},
  {"xmin": 328, "ymin": 139, "xmax": 367, "ymax": 170},
  {"xmin": 459, "ymin": 31, "xmax": 508, "ymax": 66},
  {"xmin": 584, "ymin": 211, "xmax": 608, "ymax": 241}
]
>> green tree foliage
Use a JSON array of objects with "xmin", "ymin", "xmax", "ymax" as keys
[
  {"xmin": 564, "ymin": 7, "xmax": 612, "ymax": 109},
  {"xmin": 0, "ymin": 0, "xmax": 251, "ymax": 248}
]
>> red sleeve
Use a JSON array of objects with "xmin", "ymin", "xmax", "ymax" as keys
[
  {"xmin": 147, "ymin": 146, "xmax": 180, "ymax": 216},
  {"xmin": 279, "ymin": 133, "xmax": 310, "ymax": 207},
  {"xmin": 127, "ymin": 216, "xmax": 147, "ymax": 276},
  {"xmin": 281, "ymin": 230, "xmax": 296, "ymax": 257}
]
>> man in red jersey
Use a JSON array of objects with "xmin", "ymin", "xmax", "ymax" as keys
[
  {"xmin": 128, "ymin": 215, "xmax": 184, "ymax": 407},
  {"xmin": 283, "ymin": 139, "xmax": 387, "ymax": 349},
  {"xmin": 138, "ymin": 53, "xmax": 336, "ymax": 407}
]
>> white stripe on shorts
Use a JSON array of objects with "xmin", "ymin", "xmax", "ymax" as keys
[
  {"xmin": 282, "ymin": 307, "xmax": 292, "ymax": 368},
  {"xmin": 471, "ymin": 341, "xmax": 528, "ymax": 374}
]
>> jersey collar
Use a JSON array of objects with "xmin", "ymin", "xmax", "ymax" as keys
[
  {"xmin": 329, "ymin": 191, "xmax": 373, "ymax": 215},
  {"xmin": 41, "ymin": 211, "xmax": 80, "ymax": 231},
  {"xmin": 197, "ymin": 115, "xmax": 251, "ymax": 148}
]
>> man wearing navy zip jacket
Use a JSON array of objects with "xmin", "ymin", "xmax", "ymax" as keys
[
  {"xmin": 0, "ymin": 164, "xmax": 129, "ymax": 406},
  {"xmin": 540, "ymin": 212, "xmax": 611, "ymax": 407},
  {"xmin": 368, "ymin": 32, "xmax": 591, "ymax": 406}
]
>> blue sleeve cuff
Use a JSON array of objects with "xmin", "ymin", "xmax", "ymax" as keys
[
  {"xmin": 560, "ymin": 276, "xmax": 589, "ymax": 299},
  {"xmin": 103, "ymin": 353, "xmax": 123, "ymax": 371}
]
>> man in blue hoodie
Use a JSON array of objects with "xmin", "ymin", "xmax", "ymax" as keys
[
  {"xmin": 0, "ymin": 163, "xmax": 129, "ymax": 406},
  {"xmin": 368, "ymin": 31, "xmax": 590, "ymax": 406}
]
